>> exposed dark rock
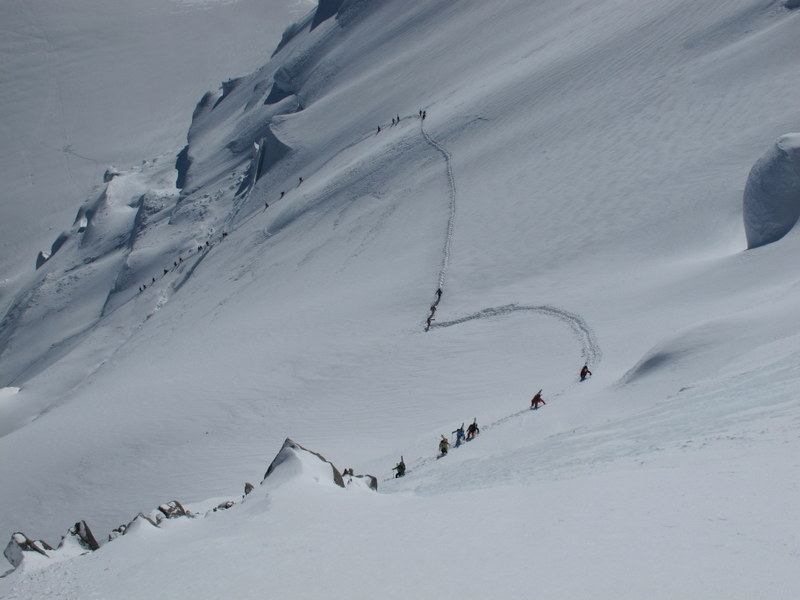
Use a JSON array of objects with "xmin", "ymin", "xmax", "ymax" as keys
[
  {"xmin": 158, "ymin": 500, "xmax": 192, "ymax": 520},
  {"xmin": 66, "ymin": 520, "xmax": 100, "ymax": 552},
  {"xmin": 343, "ymin": 470, "xmax": 379, "ymax": 490},
  {"xmin": 108, "ymin": 525, "xmax": 126, "ymax": 542},
  {"xmin": 213, "ymin": 500, "xmax": 235, "ymax": 512},
  {"xmin": 360, "ymin": 474, "xmax": 379, "ymax": 490},
  {"xmin": 3, "ymin": 533, "xmax": 54, "ymax": 569},
  {"xmin": 263, "ymin": 437, "xmax": 346, "ymax": 488},
  {"xmin": 108, "ymin": 512, "xmax": 160, "ymax": 542}
]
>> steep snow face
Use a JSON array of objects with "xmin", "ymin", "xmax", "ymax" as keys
[
  {"xmin": 0, "ymin": 0, "xmax": 315, "ymax": 279},
  {"xmin": 1, "ymin": 1, "xmax": 800, "ymax": 596},
  {"xmin": 743, "ymin": 133, "xmax": 800, "ymax": 248}
]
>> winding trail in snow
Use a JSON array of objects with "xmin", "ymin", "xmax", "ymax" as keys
[
  {"xmin": 391, "ymin": 119, "xmax": 604, "ymax": 477},
  {"xmin": 431, "ymin": 303, "xmax": 601, "ymax": 367},
  {"xmin": 420, "ymin": 120, "xmax": 457, "ymax": 293},
  {"xmin": 396, "ymin": 303, "xmax": 602, "ymax": 477}
]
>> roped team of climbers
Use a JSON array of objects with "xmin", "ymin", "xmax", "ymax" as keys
[
  {"xmin": 440, "ymin": 419, "xmax": 478, "ymax": 457},
  {"xmin": 394, "ymin": 363, "xmax": 594, "ymax": 475}
]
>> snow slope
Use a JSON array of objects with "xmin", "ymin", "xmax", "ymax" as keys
[
  {"xmin": 2, "ymin": 0, "xmax": 800, "ymax": 598},
  {"xmin": 0, "ymin": 0, "xmax": 315, "ymax": 279}
]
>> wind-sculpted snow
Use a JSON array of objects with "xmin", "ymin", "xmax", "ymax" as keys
[
  {"xmin": 0, "ymin": 160, "xmax": 180, "ymax": 388},
  {"xmin": 743, "ymin": 133, "xmax": 800, "ymax": 248}
]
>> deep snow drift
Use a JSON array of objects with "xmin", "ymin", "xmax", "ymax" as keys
[{"xmin": 1, "ymin": 0, "xmax": 800, "ymax": 598}]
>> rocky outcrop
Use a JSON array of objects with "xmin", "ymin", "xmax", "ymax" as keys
[
  {"xmin": 158, "ymin": 500, "xmax": 192, "ymax": 520},
  {"xmin": 3, "ymin": 533, "xmax": 54, "ymax": 569},
  {"xmin": 67, "ymin": 520, "xmax": 101, "ymax": 552},
  {"xmin": 345, "ymin": 473, "xmax": 379, "ymax": 491},
  {"xmin": 212, "ymin": 500, "xmax": 235, "ymax": 513},
  {"xmin": 4, "ymin": 443, "xmax": 373, "ymax": 574},
  {"xmin": 263, "ymin": 438, "xmax": 346, "ymax": 488}
]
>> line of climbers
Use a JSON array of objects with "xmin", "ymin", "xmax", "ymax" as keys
[
  {"xmin": 392, "ymin": 364, "xmax": 594, "ymax": 477},
  {"xmin": 425, "ymin": 287, "xmax": 443, "ymax": 331},
  {"xmin": 137, "ymin": 232, "xmax": 229, "ymax": 293},
  {"xmin": 138, "ymin": 167, "xmax": 311, "ymax": 294},
  {"xmin": 440, "ymin": 419, "xmax": 480, "ymax": 456},
  {"xmin": 141, "ymin": 106, "xmax": 431, "ymax": 295},
  {"xmin": 377, "ymin": 109, "xmax": 427, "ymax": 135}
]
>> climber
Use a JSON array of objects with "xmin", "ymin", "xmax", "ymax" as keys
[
  {"xmin": 466, "ymin": 419, "xmax": 480, "ymax": 440},
  {"xmin": 531, "ymin": 390, "xmax": 546, "ymax": 410},
  {"xmin": 393, "ymin": 457, "xmax": 406, "ymax": 478},
  {"xmin": 580, "ymin": 365, "xmax": 593, "ymax": 381},
  {"xmin": 439, "ymin": 435, "xmax": 450, "ymax": 456},
  {"xmin": 452, "ymin": 424, "xmax": 465, "ymax": 448}
]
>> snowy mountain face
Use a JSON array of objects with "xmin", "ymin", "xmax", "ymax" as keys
[
  {"xmin": 2, "ymin": 1, "xmax": 800, "ymax": 598},
  {"xmin": 0, "ymin": 0, "xmax": 315, "ymax": 280}
]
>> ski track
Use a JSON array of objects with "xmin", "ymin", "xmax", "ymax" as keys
[
  {"xmin": 398, "ymin": 304, "xmax": 602, "ymax": 478},
  {"xmin": 406, "ymin": 124, "xmax": 604, "ymax": 476},
  {"xmin": 420, "ymin": 121, "xmax": 457, "ymax": 292},
  {"xmin": 431, "ymin": 303, "xmax": 601, "ymax": 367},
  {"xmin": 99, "ymin": 109, "xmax": 603, "ymax": 484}
]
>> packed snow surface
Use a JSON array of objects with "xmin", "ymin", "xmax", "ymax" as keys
[{"xmin": 1, "ymin": 0, "xmax": 800, "ymax": 598}]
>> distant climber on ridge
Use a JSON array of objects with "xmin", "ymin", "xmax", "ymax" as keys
[
  {"xmin": 466, "ymin": 419, "xmax": 480, "ymax": 440},
  {"xmin": 531, "ymin": 390, "xmax": 545, "ymax": 410},
  {"xmin": 580, "ymin": 365, "xmax": 592, "ymax": 381}
]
